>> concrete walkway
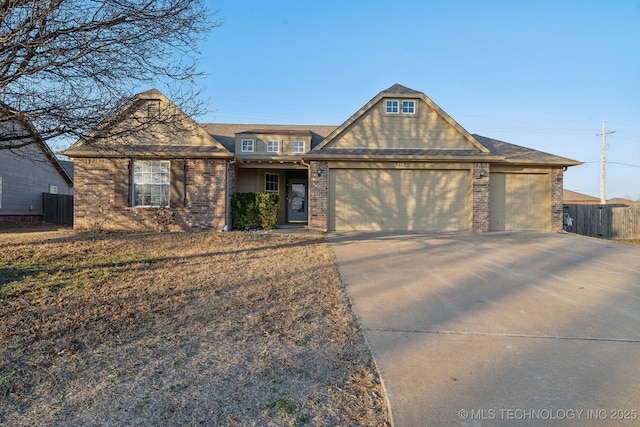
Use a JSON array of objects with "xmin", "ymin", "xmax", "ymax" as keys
[{"xmin": 330, "ymin": 232, "xmax": 640, "ymax": 426}]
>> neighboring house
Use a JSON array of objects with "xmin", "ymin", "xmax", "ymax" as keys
[
  {"xmin": 563, "ymin": 189, "xmax": 600, "ymax": 204},
  {"xmin": 62, "ymin": 84, "xmax": 581, "ymax": 232},
  {"xmin": 563, "ymin": 190, "xmax": 637, "ymax": 206},
  {"xmin": 0, "ymin": 110, "xmax": 73, "ymax": 222},
  {"xmin": 607, "ymin": 197, "xmax": 636, "ymax": 205}
]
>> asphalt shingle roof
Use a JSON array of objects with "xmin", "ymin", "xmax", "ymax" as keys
[
  {"xmin": 199, "ymin": 123, "xmax": 337, "ymax": 152},
  {"xmin": 473, "ymin": 134, "xmax": 581, "ymax": 166}
]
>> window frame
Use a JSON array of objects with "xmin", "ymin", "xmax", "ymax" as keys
[
  {"xmin": 386, "ymin": 99, "xmax": 417, "ymax": 115},
  {"xmin": 241, "ymin": 138, "xmax": 255, "ymax": 152},
  {"xmin": 266, "ymin": 139, "xmax": 280, "ymax": 153},
  {"xmin": 385, "ymin": 100, "xmax": 399, "ymax": 114},
  {"xmin": 402, "ymin": 100, "xmax": 416, "ymax": 114},
  {"xmin": 292, "ymin": 140, "xmax": 305, "ymax": 153},
  {"xmin": 132, "ymin": 160, "xmax": 170, "ymax": 208},
  {"xmin": 265, "ymin": 173, "xmax": 279, "ymax": 193}
]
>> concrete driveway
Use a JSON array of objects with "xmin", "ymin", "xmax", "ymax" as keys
[{"xmin": 329, "ymin": 232, "xmax": 640, "ymax": 426}]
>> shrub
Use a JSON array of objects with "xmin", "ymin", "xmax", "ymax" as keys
[{"xmin": 231, "ymin": 192, "xmax": 280, "ymax": 230}]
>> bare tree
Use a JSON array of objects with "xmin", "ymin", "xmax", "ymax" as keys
[{"xmin": 0, "ymin": 0, "xmax": 220, "ymax": 150}]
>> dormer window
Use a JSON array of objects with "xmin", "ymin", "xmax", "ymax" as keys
[
  {"xmin": 266, "ymin": 140, "xmax": 280, "ymax": 153},
  {"xmin": 402, "ymin": 100, "xmax": 415, "ymax": 114},
  {"xmin": 386, "ymin": 99, "xmax": 416, "ymax": 115},
  {"xmin": 241, "ymin": 138, "xmax": 254, "ymax": 152},
  {"xmin": 292, "ymin": 140, "xmax": 305, "ymax": 153}
]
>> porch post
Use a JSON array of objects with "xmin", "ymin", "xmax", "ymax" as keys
[
  {"xmin": 308, "ymin": 161, "xmax": 328, "ymax": 232},
  {"xmin": 472, "ymin": 162, "xmax": 490, "ymax": 232},
  {"xmin": 551, "ymin": 167, "xmax": 564, "ymax": 233}
]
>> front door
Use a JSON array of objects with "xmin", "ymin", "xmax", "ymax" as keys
[{"xmin": 287, "ymin": 179, "xmax": 307, "ymax": 222}]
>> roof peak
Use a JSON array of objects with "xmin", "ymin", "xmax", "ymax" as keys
[{"xmin": 382, "ymin": 83, "xmax": 424, "ymax": 95}]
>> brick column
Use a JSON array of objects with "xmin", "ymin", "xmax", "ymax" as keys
[
  {"xmin": 551, "ymin": 167, "xmax": 564, "ymax": 232},
  {"xmin": 472, "ymin": 162, "xmax": 490, "ymax": 232},
  {"xmin": 308, "ymin": 161, "xmax": 328, "ymax": 231}
]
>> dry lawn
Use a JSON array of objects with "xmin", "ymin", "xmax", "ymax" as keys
[
  {"xmin": 0, "ymin": 225, "xmax": 389, "ymax": 426},
  {"xmin": 619, "ymin": 239, "xmax": 640, "ymax": 247}
]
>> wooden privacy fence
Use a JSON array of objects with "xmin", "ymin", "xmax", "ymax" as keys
[
  {"xmin": 42, "ymin": 193, "xmax": 74, "ymax": 225},
  {"xmin": 563, "ymin": 203, "xmax": 640, "ymax": 239}
]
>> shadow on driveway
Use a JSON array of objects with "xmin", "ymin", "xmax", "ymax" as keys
[{"xmin": 330, "ymin": 232, "xmax": 640, "ymax": 426}]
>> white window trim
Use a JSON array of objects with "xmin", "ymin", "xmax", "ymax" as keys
[
  {"xmin": 385, "ymin": 100, "xmax": 399, "ymax": 114},
  {"xmin": 265, "ymin": 173, "xmax": 279, "ymax": 193},
  {"xmin": 292, "ymin": 140, "xmax": 305, "ymax": 153},
  {"xmin": 386, "ymin": 99, "xmax": 417, "ymax": 115},
  {"xmin": 266, "ymin": 140, "xmax": 280, "ymax": 153},
  {"xmin": 132, "ymin": 160, "xmax": 170, "ymax": 208},
  {"xmin": 241, "ymin": 138, "xmax": 255, "ymax": 152},
  {"xmin": 402, "ymin": 100, "xmax": 416, "ymax": 114}
]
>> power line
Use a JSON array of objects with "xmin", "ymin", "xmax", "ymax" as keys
[{"xmin": 582, "ymin": 161, "xmax": 640, "ymax": 167}]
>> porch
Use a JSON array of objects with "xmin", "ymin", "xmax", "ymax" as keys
[{"xmin": 235, "ymin": 166, "xmax": 309, "ymax": 226}]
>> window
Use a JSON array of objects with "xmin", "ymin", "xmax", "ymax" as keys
[
  {"xmin": 241, "ymin": 138, "xmax": 254, "ymax": 152},
  {"xmin": 265, "ymin": 173, "xmax": 279, "ymax": 193},
  {"xmin": 49, "ymin": 185, "xmax": 58, "ymax": 194},
  {"xmin": 267, "ymin": 140, "xmax": 280, "ymax": 153},
  {"xmin": 402, "ymin": 100, "xmax": 416, "ymax": 114},
  {"xmin": 132, "ymin": 160, "xmax": 170, "ymax": 207},
  {"xmin": 386, "ymin": 99, "xmax": 416, "ymax": 115},
  {"xmin": 292, "ymin": 141, "xmax": 305, "ymax": 153}
]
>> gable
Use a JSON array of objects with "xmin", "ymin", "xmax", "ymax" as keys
[
  {"xmin": 323, "ymin": 97, "xmax": 480, "ymax": 150},
  {"xmin": 63, "ymin": 90, "xmax": 232, "ymax": 158},
  {"xmin": 315, "ymin": 84, "xmax": 489, "ymax": 154},
  {"xmin": 0, "ymin": 106, "xmax": 73, "ymax": 186}
]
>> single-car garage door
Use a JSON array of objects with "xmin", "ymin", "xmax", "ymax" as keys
[
  {"xmin": 329, "ymin": 168, "xmax": 471, "ymax": 231},
  {"xmin": 489, "ymin": 172, "xmax": 548, "ymax": 231}
]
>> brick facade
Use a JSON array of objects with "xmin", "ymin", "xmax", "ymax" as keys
[
  {"xmin": 472, "ymin": 162, "xmax": 491, "ymax": 232},
  {"xmin": 550, "ymin": 167, "xmax": 564, "ymax": 232},
  {"xmin": 308, "ymin": 161, "xmax": 328, "ymax": 231},
  {"xmin": 73, "ymin": 158, "xmax": 228, "ymax": 231}
]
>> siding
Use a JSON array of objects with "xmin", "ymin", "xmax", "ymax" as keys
[
  {"xmin": 325, "ymin": 98, "xmax": 476, "ymax": 149},
  {"xmin": 0, "ymin": 142, "xmax": 72, "ymax": 215}
]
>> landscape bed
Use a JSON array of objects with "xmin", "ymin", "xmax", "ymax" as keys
[{"xmin": 0, "ymin": 225, "xmax": 389, "ymax": 426}]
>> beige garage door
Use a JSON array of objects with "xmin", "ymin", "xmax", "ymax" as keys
[
  {"xmin": 489, "ymin": 173, "xmax": 548, "ymax": 231},
  {"xmin": 329, "ymin": 169, "xmax": 471, "ymax": 231}
]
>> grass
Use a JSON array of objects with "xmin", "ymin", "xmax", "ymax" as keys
[
  {"xmin": 618, "ymin": 238, "xmax": 640, "ymax": 247},
  {"xmin": 0, "ymin": 225, "xmax": 389, "ymax": 426}
]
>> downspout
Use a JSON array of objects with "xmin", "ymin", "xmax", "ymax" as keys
[{"xmin": 183, "ymin": 160, "xmax": 188, "ymax": 207}]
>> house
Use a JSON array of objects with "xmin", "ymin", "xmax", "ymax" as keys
[
  {"xmin": 62, "ymin": 84, "xmax": 581, "ymax": 232},
  {"xmin": 563, "ymin": 190, "xmax": 637, "ymax": 206},
  {"xmin": 0, "ymin": 108, "xmax": 73, "ymax": 222},
  {"xmin": 563, "ymin": 189, "xmax": 600, "ymax": 205}
]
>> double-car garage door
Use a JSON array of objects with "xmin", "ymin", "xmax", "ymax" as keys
[{"xmin": 329, "ymin": 168, "xmax": 471, "ymax": 231}]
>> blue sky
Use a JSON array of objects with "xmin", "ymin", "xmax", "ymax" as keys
[{"xmin": 194, "ymin": 0, "xmax": 640, "ymax": 200}]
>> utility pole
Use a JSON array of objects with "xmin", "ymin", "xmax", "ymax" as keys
[{"xmin": 596, "ymin": 122, "xmax": 615, "ymax": 204}]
